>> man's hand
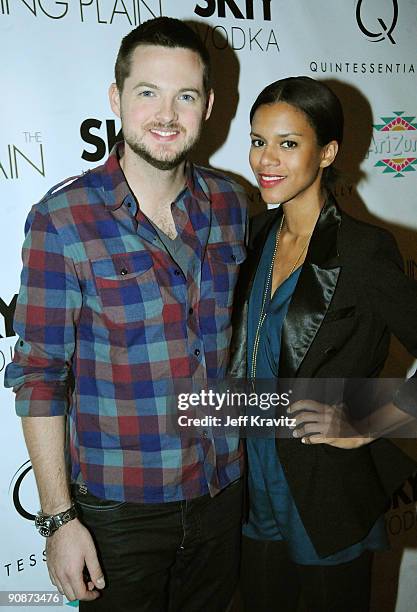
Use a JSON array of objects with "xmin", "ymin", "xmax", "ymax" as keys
[
  {"xmin": 287, "ymin": 400, "xmax": 374, "ymax": 449},
  {"xmin": 46, "ymin": 518, "xmax": 105, "ymax": 602}
]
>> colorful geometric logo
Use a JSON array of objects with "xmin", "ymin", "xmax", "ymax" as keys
[
  {"xmin": 374, "ymin": 112, "xmax": 417, "ymax": 132},
  {"xmin": 375, "ymin": 158, "xmax": 417, "ymax": 177},
  {"xmin": 373, "ymin": 112, "xmax": 417, "ymax": 177}
]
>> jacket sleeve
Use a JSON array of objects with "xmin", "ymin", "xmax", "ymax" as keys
[
  {"xmin": 367, "ymin": 229, "xmax": 417, "ymax": 415},
  {"xmin": 4, "ymin": 204, "xmax": 82, "ymax": 416}
]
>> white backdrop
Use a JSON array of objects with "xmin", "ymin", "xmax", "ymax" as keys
[{"xmin": 1, "ymin": 1, "xmax": 417, "ymax": 610}]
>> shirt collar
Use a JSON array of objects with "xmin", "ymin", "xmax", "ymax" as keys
[
  {"xmin": 184, "ymin": 161, "xmax": 211, "ymax": 204},
  {"xmin": 99, "ymin": 142, "xmax": 211, "ymax": 210},
  {"xmin": 99, "ymin": 142, "xmax": 131, "ymax": 210}
]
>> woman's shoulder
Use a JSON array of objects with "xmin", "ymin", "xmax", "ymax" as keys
[
  {"xmin": 339, "ymin": 208, "xmax": 400, "ymax": 261},
  {"xmin": 248, "ymin": 208, "xmax": 280, "ymax": 248}
]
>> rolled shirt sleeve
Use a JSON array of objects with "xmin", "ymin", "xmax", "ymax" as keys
[{"xmin": 4, "ymin": 204, "xmax": 82, "ymax": 416}]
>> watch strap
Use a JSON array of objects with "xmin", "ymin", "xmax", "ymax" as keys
[{"xmin": 35, "ymin": 504, "xmax": 78, "ymax": 537}]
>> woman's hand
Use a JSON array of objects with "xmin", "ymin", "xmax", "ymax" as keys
[{"xmin": 286, "ymin": 400, "xmax": 374, "ymax": 449}]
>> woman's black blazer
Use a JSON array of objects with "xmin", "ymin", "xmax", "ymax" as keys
[{"xmin": 229, "ymin": 195, "xmax": 417, "ymax": 557}]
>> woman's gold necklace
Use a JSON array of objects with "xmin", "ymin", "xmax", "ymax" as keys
[{"xmin": 250, "ymin": 215, "xmax": 313, "ymax": 379}]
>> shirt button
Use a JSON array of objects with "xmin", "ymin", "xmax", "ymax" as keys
[
  {"xmin": 174, "ymin": 269, "xmax": 181, "ymax": 276},
  {"xmin": 126, "ymin": 202, "xmax": 132, "ymax": 208},
  {"xmin": 19, "ymin": 340, "xmax": 24, "ymax": 347},
  {"xmin": 188, "ymin": 307, "xmax": 194, "ymax": 315},
  {"xmin": 194, "ymin": 349, "xmax": 200, "ymax": 357},
  {"xmin": 202, "ymin": 430, "xmax": 208, "ymax": 438},
  {"xmin": 120, "ymin": 268, "xmax": 128, "ymax": 276}
]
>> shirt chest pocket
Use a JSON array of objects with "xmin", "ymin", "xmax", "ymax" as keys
[
  {"xmin": 91, "ymin": 251, "xmax": 162, "ymax": 325},
  {"xmin": 207, "ymin": 242, "xmax": 246, "ymax": 307}
]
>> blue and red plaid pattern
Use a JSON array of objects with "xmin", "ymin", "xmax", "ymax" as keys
[{"xmin": 5, "ymin": 144, "xmax": 247, "ymax": 503}]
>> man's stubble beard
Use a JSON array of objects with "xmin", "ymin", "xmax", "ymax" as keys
[{"xmin": 123, "ymin": 121, "xmax": 204, "ymax": 171}]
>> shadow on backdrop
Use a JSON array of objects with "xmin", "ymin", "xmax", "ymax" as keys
[
  {"xmin": 186, "ymin": 20, "xmax": 264, "ymax": 216},
  {"xmin": 322, "ymin": 78, "xmax": 417, "ymax": 379},
  {"xmin": 324, "ymin": 78, "xmax": 417, "ymax": 612}
]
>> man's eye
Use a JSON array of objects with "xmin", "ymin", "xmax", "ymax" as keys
[
  {"xmin": 251, "ymin": 138, "xmax": 264, "ymax": 148},
  {"xmin": 139, "ymin": 90, "xmax": 154, "ymax": 97},
  {"xmin": 179, "ymin": 94, "xmax": 195, "ymax": 102},
  {"xmin": 281, "ymin": 140, "xmax": 297, "ymax": 149}
]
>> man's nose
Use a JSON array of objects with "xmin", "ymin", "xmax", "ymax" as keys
[{"xmin": 155, "ymin": 97, "xmax": 178, "ymax": 124}]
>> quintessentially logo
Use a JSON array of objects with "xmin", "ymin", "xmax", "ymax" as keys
[
  {"xmin": 356, "ymin": 0, "xmax": 398, "ymax": 44},
  {"xmin": 309, "ymin": 61, "xmax": 414, "ymax": 75},
  {"xmin": 9, "ymin": 460, "xmax": 36, "ymax": 521},
  {"xmin": 369, "ymin": 112, "xmax": 417, "ymax": 178},
  {"xmin": 3, "ymin": 551, "xmax": 47, "ymax": 578}
]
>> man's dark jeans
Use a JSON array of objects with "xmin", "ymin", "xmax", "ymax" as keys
[{"xmin": 74, "ymin": 480, "xmax": 242, "ymax": 612}]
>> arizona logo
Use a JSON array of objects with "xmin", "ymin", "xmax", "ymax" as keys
[{"xmin": 372, "ymin": 112, "xmax": 417, "ymax": 178}]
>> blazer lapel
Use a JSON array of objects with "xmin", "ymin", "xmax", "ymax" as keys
[
  {"xmin": 228, "ymin": 209, "xmax": 281, "ymax": 378},
  {"xmin": 279, "ymin": 196, "xmax": 342, "ymax": 377},
  {"xmin": 246, "ymin": 209, "xmax": 282, "ymax": 296}
]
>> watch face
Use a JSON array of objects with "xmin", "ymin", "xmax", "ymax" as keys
[
  {"xmin": 38, "ymin": 524, "xmax": 52, "ymax": 537},
  {"xmin": 35, "ymin": 507, "xmax": 76, "ymax": 537},
  {"xmin": 35, "ymin": 515, "xmax": 54, "ymax": 537}
]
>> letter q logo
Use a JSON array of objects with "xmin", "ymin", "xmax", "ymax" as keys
[
  {"xmin": 356, "ymin": 0, "xmax": 398, "ymax": 44},
  {"xmin": 9, "ymin": 460, "xmax": 36, "ymax": 521}
]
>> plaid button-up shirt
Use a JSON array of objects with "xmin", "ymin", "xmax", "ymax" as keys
[{"xmin": 5, "ymin": 144, "xmax": 247, "ymax": 503}]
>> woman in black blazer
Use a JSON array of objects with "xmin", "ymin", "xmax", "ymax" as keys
[{"xmin": 229, "ymin": 77, "xmax": 417, "ymax": 611}]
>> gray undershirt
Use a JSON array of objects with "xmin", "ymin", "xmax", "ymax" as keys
[{"xmin": 149, "ymin": 220, "xmax": 189, "ymax": 276}]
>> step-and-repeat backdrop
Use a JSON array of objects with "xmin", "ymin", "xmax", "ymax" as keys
[{"xmin": 1, "ymin": 1, "xmax": 416, "ymax": 610}]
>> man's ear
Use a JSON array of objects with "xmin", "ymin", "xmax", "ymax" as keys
[
  {"xmin": 205, "ymin": 89, "xmax": 214, "ymax": 121},
  {"xmin": 109, "ymin": 83, "xmax": 121, "ymax": 118},
  {"xmin": 320, "ymin": 140, "xmax": 339, "ymax": 169}
]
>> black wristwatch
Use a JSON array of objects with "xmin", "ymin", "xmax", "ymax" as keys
[{"xmin": 35, "ymin": 505, "xmax": 78, "ymax": 537}]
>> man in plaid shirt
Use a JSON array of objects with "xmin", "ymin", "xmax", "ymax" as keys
[{"xmin": 5, "ymin": 17, "xmax": 247, "ymax": 611}]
